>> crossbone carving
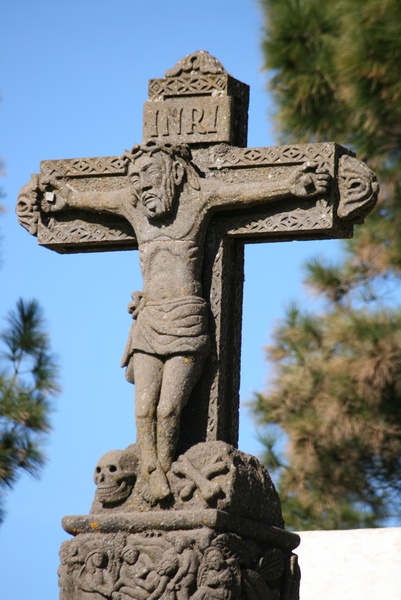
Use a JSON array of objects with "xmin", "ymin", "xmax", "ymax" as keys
[{"xmin": 172, "ymin": 454, "xmax": 228, "ymax": 502}]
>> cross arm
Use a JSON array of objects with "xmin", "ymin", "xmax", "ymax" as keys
[
  {"xmin": 205, "ymin": 161, "xmax": 330, "ymax": 211},
  {"xmin": 16, "ymin": 155, "xmax": 138, "ymax": 254},
  {"xmin": 199, "ymin": 143, "xmax": 379, "ymax": 235}
]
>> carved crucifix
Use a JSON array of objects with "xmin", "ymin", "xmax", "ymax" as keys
[{"xmin": 17, "ymin": 51, "xmax": 378, "ymax": 503}]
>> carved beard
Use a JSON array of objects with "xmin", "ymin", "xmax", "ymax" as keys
[
  {"xmin": 141, "ymin": 186, "xmax": 174, "ymax": 220},
  {"xmin": 141, "ymin": 157, "xmax": 177, "ymax": 221}
]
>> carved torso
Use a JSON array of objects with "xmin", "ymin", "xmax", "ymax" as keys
[
  {"xmin": 122, "ymin": 189, "xmax": 210, "ymax": 302},
  {"xmin": 138, "ymin": 239, "xmax": 204, "ymax": 301}
]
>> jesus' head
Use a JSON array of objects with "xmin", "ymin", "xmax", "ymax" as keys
[{"xmin": 125, "ymin": 142, "xmax": 200, "ymax": 220}]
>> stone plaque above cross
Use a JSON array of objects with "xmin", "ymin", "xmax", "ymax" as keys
[{"xmin": 17, "ymin": 51, "xmax": 378, "ymax": 502}]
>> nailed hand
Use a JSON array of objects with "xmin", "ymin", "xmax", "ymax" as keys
[{"xmin": 288, "ymin": 162, "xmax": 330, "ymax": 197}]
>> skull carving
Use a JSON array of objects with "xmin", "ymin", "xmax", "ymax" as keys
[{"xmin": 94, "ymin": 448, "xmax": 138, "ymax": 507}]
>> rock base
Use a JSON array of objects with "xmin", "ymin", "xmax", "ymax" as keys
[{"xmin": 59, "ymin": 442, "xmax": 300, "ymax": 599}]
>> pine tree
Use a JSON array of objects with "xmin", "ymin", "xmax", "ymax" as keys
[
  {"xmin": 255, "ymin": 0, "xmax": 401, "ymax": 528},
  {"xmin": 0, "ymin": 296, "xmax": 60, "ymax": 523}
]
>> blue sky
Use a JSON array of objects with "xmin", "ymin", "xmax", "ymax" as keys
[{"xmin": 1, "ymin": 1, "xmax": 341, "ymax": 597}]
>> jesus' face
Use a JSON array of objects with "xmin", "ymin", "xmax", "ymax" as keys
[{"xmin": 129, "ymin": 154, "xmax": 176, "ymax": 220}]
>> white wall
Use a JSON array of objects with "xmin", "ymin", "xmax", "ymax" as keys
[{"xmin": 296, "ymin": 528, "xmax": 401, "ymax": 599}]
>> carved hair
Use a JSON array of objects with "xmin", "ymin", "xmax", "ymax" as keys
[
  {"xmin": 124, "ymin": 141, "xmax": 201, "ymax": 200},
  {"xmin": 129, "ymin": 141, "xmax": 193, "ymax": 162}
]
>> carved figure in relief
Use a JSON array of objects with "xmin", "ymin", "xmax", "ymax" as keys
[
  {"xmin": 113, "ymin": 545, "xmax": 157, "ymax": 600},
  {"xmin": 163, "ymin": 537, "xmax": 200, "ymax": 599},
  {"xmin": 147, "ymin": 546, "xmax": 179, "ymax": 599},
  {"xmin": 78, "ymin": 550, "xmax": 115, "ymax": 599},
  {"xmin": 36, "ymin": 141, "xmax": 329, "ymax": 503},
  {"xmin": 59, "ymin": 540, "xmax": 83, "ymax": 596},
  {"xmin": 192, "ymin": 547, "xmax": 240, "ymax": 599}
]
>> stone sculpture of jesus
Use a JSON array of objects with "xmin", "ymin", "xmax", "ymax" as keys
[{"xmin": 38, "ymin": 140, "xmax": 329, "ymax": 502}]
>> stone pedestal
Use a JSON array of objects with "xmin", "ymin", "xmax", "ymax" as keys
[{"xmin": 59, "ymin": 442, "xmax": 300, "ymax": 599}]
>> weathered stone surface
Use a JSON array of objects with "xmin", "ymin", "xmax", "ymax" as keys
[
  {"xmin": 88, "ymin": 442, "xmax": 284, "ymax": 527},
  {"xmin": 59, "ymin": 527, "xmax": 300, "ymax": 600},
  {"xmin": 19, "ymin": 138, "xmax": 342, "ymax": 504},
  {"xmin": 93, "ymin": 446, "xmax": 139, "ymax": 508},
  {"xmin": 61, "ymin": 441, "xmax": 299, "ymax": 598},
  {"xmin": 17, "ymin": 143, "xmax": 377, "ymax": 254},
  {"xmin": 144, "ymin": 50, "xmax": 249, "ymax": 148},
  {"xmin": 16, "ymin": 138, "xmax": 378, "ymax": 468},
  {"xmin": 16, "ymin": 50, "xmax": 379, "ymax": 599}
]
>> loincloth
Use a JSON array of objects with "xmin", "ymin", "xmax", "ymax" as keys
[{"xmin": 121, "ymin": 295, "xmax": 210, "ymax": 366}]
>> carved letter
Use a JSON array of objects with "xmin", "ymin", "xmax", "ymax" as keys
[
  {"xmin": 188, "ymin": 108, "xmax": 206, "ymax": 135},
  {"xmin": 163, "ymin": 107, "xmax": 183, "ymax": 136},
  {"xmin": 208, "ymin": 105, "xmax": 219, "ymax": 134},
  {"xmin": 149, "ymin": 109, "xmax": 159, "ymax": 137}
]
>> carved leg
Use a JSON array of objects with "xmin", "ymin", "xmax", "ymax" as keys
[
  {"xmin": 156, "ymin": 354, "xmax": 205, "ymax": 473},
  {"xmin": 133, "ymin": 352, "xmax": 170, "ymax": 501},
  {"xmin": 157, "ymin": 415, "xmax": 180, "ymax": 474}
]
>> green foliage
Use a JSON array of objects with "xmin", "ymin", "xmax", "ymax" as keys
[
  {"xmin": 254, "ymin": 303, "xmax": 401, "ymax": 528},
  {"xmin": 257, "ymin": 0, "xmax": 401, "ymax": 528},
  {"xmin": 0, "ymin": 299, "xmax": 60, "ymax": 523},
  {"xmin": 261, "ymin": 0, "xmax": 401, "ymax": 161}
]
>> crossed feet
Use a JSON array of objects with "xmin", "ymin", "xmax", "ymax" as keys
[{"xmin": 141, "ymin": 458, "xmax": 171, "ymax": 504}]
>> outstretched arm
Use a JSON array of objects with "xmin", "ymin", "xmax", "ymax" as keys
[
  {"xmin": 206, "ymin": 162, "xmax": 330, "ymax": 210},
  {"xmin": 39, "ymin": 175, "xmax": 131, "ymax": 218}
]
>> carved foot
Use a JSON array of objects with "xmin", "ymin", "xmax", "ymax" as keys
[
  {"xmin": 138, "ymin": 460, "xmax": 171, "ymax": 504},
  {"xmin": 148, "ymin": 467, "xmax": 171, "ymax": 502}
]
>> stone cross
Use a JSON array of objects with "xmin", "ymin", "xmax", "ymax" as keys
[{"xmin": 17, "ymin": 51, "xmax": 378, "ymax": 502}]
